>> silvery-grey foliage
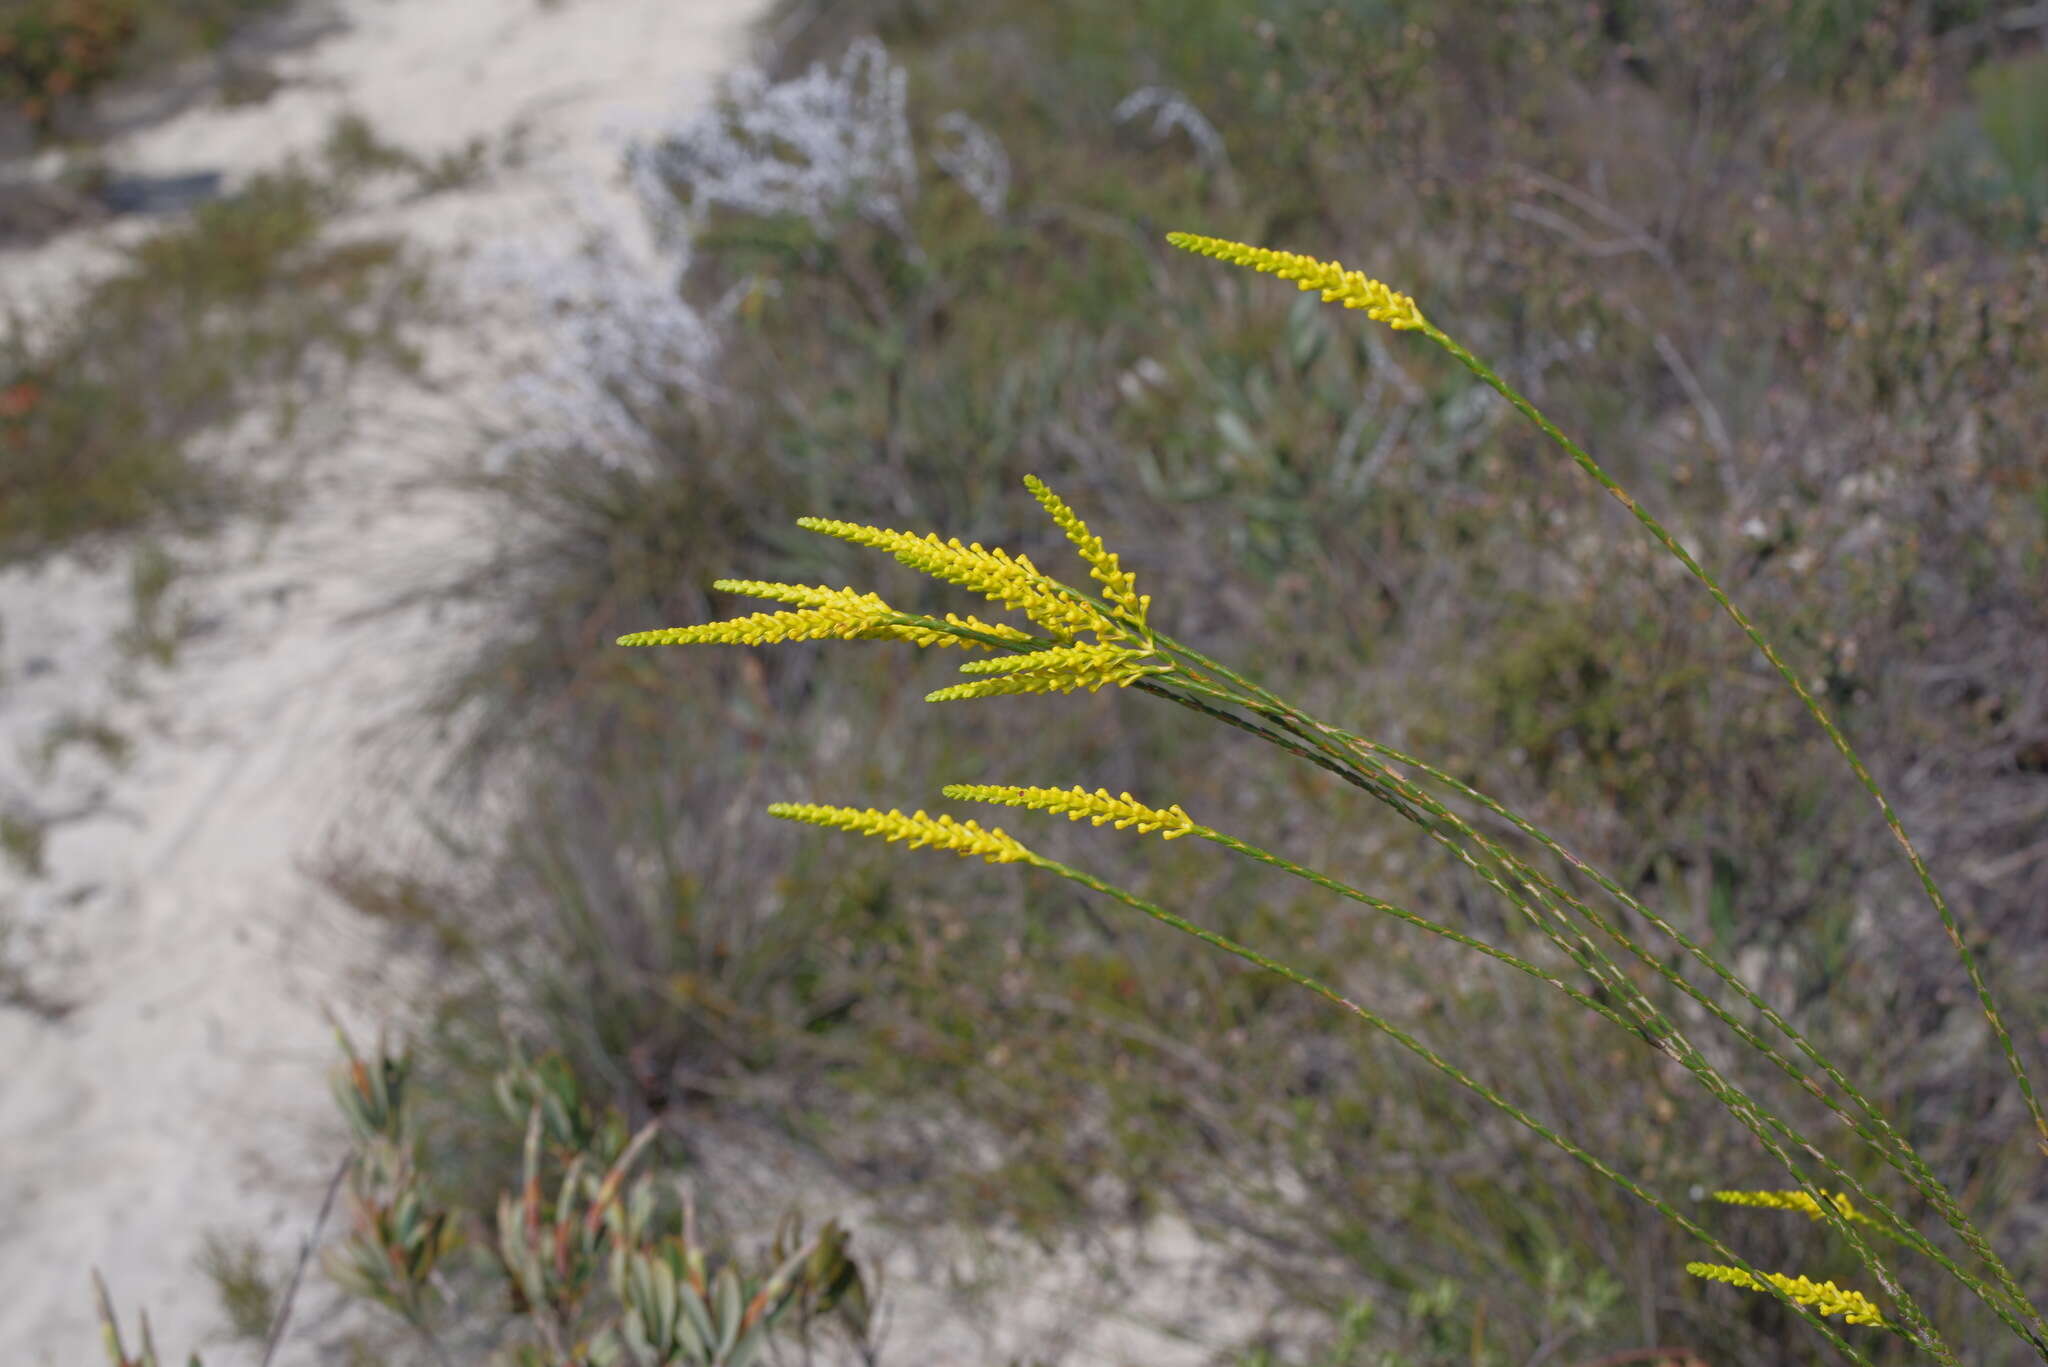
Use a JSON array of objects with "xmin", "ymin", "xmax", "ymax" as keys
[
  {"xmin": 1113, "ymin": 86, "xmax": 1230, "ymax": 172},
  {"xmin": 931, "ymin": 111, "xmax": 1010, "ymax": 219},
  {"xmin": 465, "ymin": 186, "xmax": 722, "ymax": 475},
  {"xmin": 468, "ymin": 38, "xmax": 1018, "ymax": 479},
  {"xmin": 625, "ymin": 36, "xmax": 919, "ymax": 252}
]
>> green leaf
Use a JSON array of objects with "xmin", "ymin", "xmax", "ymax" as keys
[
  {"xmin": 652, "ymin": 1256, "xmax": 679, "ymax": 1352},
  {"xmin": 713, "ymin": 1265, "xmax": 743, "ymax": 1358},
  {"xmin": 680, "ymin": 1282, "xmax": 716, "ymax": 1357},
  {"xmin": 726, "ymin": 1322, "xmax": 771, "ymax": 1367}
]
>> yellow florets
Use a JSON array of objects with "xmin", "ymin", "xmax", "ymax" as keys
[
  {"xmin": 796, "ymin": 517, "xmax": 1111, "ymax": 640},
  {"xmin": 924, "ymin": 642, "xmax": 1169, "ymax": 702},
  {"xmin": 1022, "ymin": 475, "xmax": 1150, "ymax": 629},
  {"xmin": 1684, "ymin": 1262, "xmax": 1889, "ymax": 1328},
  {"xmin": 1166, "ymin": 231, "xmax": 1428, "ymax": 332},
  {"xmin": 711, "ymin": 580, "xmax": 1037, "ymax": 650},
  {"xmin": 1711, "ymin": 1188, "xmax": 1879, "ymax": 1228},
  {"xmin": 617, "ymin": 583, "xmax": 1033, "ymax": 651},
  {"xmin": 767, "ymin": 803, "xmax": 1035, "ymax": 865},
  {"xmin": 942, "ymin": 784, "xmax": 1195, "ymax": 840},
  {"xmin": 616, "ymin": 586, "xmax": 903, "ymax": 648},
  {"xmin": 620, "ymin": 479, "xmax": 1173, "ymax": 704}
]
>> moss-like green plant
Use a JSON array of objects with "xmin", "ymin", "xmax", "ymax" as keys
[{"xmin": 620, "ymin": 232, "xmax": 2048, "ymax": 1366}]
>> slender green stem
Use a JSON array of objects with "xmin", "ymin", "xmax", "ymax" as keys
[
  {"xmin": 1263, "ymin": 690, "xmax": 2045, "ymax": 1355},
  {"xmin": 1130, "ymin": 516, "xmax": 2039, "ymax": 1360},
  {"xmin": 1330, "ymin": 729, "xmax": 2048, "ymax": 1354},
  {"xmin": 1132, "ymin": 642, "xmax": 1977, "ymax": 1358},
  {"xmin": 1019, "ymin": 851, "xmax": 1903, "ymax": 1367},
  {"xmin": 1150, "ymin": 679, "xmax": 1685, "ymax": 1063},
  {"xmin": 1193, "ymin": 763, "xmax": 2046, "ymax": 1357},
  {"xmin": 1146, "ymin": 652, "xmax": 1658, "ymax": 1033},
  {"xmin": 1184, "ymin": 818, "xmax": 1696, "ymax": 1057},
  {"xmin": 1142, "ymin": 645, "xmax": 2027, "ymax": 1359},
  {"xmin": 1420, "ymin": 321, "xmax": 2048, "ymax": 1169},
  {"xmin": 1149, "ymin": 641, "xmax": 1726, "ymax": 1114}
]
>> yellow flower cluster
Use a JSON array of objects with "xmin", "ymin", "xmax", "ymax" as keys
[
  {"xmin": 796, "ymin": 517, "xmax": 1110, "ymax": 640},
  {"xmin": 715, "ymin": 579, "xmax": 1038, "ymax": 650},
  {"xmin": 1711, "ymin": 1188, "xmax": 1878, "ymax": 1228},
  {"xmin": 617, "ymin": 582, "xmax": 1034, "ymax": 652},
  {"xmin": 617, "ymin": 477, "xmax": 1169, "ymax": 704},
  {"xmin": 1023, "ymin": 475, "xmax": 1149, "ymax": 628},
  {"xmin": 766, "ymin": 803, "xmax": 1035, "ymax": 865},
  {"xmin": 927, "ymin": 642, "xmax": 1169, "ymax": 702},
  {"xmin": 1684, "ymin": 1263, "xmax": 1890, "ymax": 1329},
  {"xmin": 616, "ymin": 586, "xmax": 907, "ymax": 647},
  {"xmin": 942, "ymin": 784, "xmax": 1195, "ymax": 840},
  {"xmin": 1166, "ymin": 231, "xmax": 1428, "ymax": 332}
]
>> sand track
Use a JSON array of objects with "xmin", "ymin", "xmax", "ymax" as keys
[{"xmin": 0, "ymin": 5, "xmax": 1282, "ymax": 1361}]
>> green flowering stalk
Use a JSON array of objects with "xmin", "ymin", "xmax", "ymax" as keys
[{"xmin": 618, "ymin": 236, "xmax": 2048, "ymax": 1366}]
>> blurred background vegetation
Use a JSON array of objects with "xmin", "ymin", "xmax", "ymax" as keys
[
  {"xmin": 10, "ymin": 0, "xmax": 2048, "ymax": 1363},
  {"xmin": 0, "ymin": 0, "xmax": 290, "ymax": 135}
]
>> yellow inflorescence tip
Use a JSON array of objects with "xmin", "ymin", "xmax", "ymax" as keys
[
  {"xmin": 1166, "ymin": 231, "xmax": 1427, "ymax": 332},
  {"xmin": 1683, "ymin": 1263, "xmax": 1889, "ymax": 1329},
  {"xmin": 1710, "ymin": 1189, "xmax": 1875, "ymax": 1226},
  {"xmin": 955, "ymin": 642, "xmax": 1164, "ymax": 681},
  {"xmin": 1020, "ymin": 475, "xmax": 1148, "ymax": 628},
  {"xmin": 925, "ymin": 642, "xmax": 1169, "ymax": 703},
  {"xmin": 618, "ymin": 582, "xmax": 1042, "ymax": 652},
  {"xmin": 941, "ymin": 784, "xmax": 1196, "ymax": 840},
  {"xmin": 767, "ymin": 802, "xmax": 1035, "ymax": 865},
  {"xmin": 795, "ymin": 516, "xmax": 1111, "ymax": 640}
]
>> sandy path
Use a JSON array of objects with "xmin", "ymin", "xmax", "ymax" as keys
[
  {"xmin": 0, "ymin": 3, "xmax": 758, "ymax": 1361},
  {"xmin": 0, "ymin": 3, "xmax": 1289, "ymax": 1362}
]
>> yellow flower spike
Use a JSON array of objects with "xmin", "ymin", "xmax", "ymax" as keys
[
  {"xmin": 954, "ymin": 641, "xmax": 1166, "ymax": 682},
  {"xmin": 618, "ymin": 584, "xmax": 1003, "ymax": 651},
  {"xmin": 1166, "ymin": 231, "xmax": 1428, "ymax": 332},
  {"xmin": 925, "ymin": 643, "xmax": 1169, "ymax": 702},
  {"xmin": 796, "ymin": 517, "xmax": 1111, "ymax": 639},
  {"xmin": 1021, "ymin": 475, "xmax": 1149, "ymax": 629},
  {"xmin": 616, "ymin": 599, "xmax": 897, "ymax": 648},
  {"xmin": 1684, "ymin": 1263, "xmax": 1891, "ymax": 1329},
  {"xmin": 1711, "ymin": 1189, "xmax": 1880, "ymax": 1228},
  {"xmin": 767, "ymin": 803, "xmax": 1035, "ymax": 865},
  {"xmin": 891, "ymin": 612, "xmax": 1043, "ymax": 650},
  {"xmin": 942, "ymin": 784, "xmax": 1195, "ymax": 840},
  {"xmin": 710, "ymin": 578, "xmax": 855, "ymax": 609},
  {"xmin": 923, "ymin": 675, "xmax": 1079, "ymax": 703},
  {"xmin": 925, "ymin": 675, "xmax": 1098, "ymax": 703},
  {"xmin": 712, "ymin": 580, "xmax": 1039, "ymax": 650}
]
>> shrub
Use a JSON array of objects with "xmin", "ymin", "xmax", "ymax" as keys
[{"xmin": 92, "ymin": 1022, "xmax": 881, "ymax": 1367}]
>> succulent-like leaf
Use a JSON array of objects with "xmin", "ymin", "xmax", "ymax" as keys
[
  {"xmin": 680, "ymin": 1280, "xmax": 717, "ymax": 1357},
  {"xmin": 713, "ymin": 1264, "xmax": 743, "ymax": 1358}
]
